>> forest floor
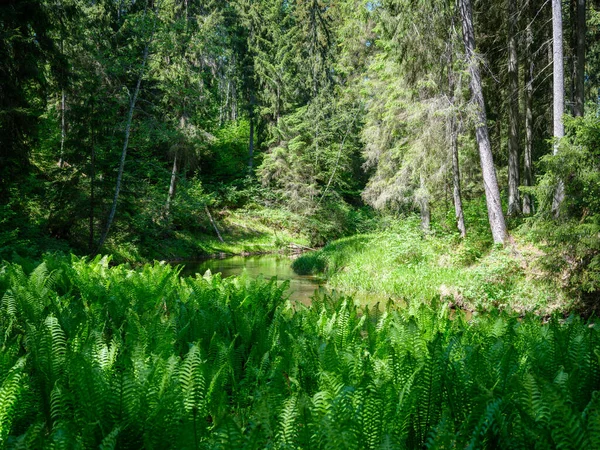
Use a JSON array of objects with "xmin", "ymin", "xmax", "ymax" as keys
[{"xmin": 292, "ymin": 217, "xmax": 574, "ymax": 316}]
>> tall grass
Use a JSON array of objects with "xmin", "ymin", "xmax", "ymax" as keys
[
  {"xmin": 293, "ymin": 217, "xmax": 570, "ymax": 314},
  {"xmin": 0, "ymin": 255, "xmax": 598, "ymax": 448}
]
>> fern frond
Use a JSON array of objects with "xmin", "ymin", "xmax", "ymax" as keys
[
  {"xmin": 181, "ymin": 344, "xmax": 207, "ymax": 416},
  {"xmin": 99, "ymin": 427, "xmax": 120, "ymax": 450},
  {"xmin": 45, "ymin": 315, "xmax": 67, "ymax": 381},
  {"xmin": 465, "ymin": 398, "xmax": 503, "ymax": 450},
  {"xmin": 0, "ymin": 357, "xmax": 26, "ymax": 445},
  {"xmin": 276, "ymin": 395, "xmax": 299, "ymax": 447}
]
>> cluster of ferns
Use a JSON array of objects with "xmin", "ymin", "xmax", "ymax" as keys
[{"xmin": 0, "ymin": 255, "xmax": 599, "ymax": 449}]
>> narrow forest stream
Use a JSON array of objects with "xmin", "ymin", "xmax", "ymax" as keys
[{"xmin": 179, "ymin": 254, "xmax": 323, "ymax": 304}]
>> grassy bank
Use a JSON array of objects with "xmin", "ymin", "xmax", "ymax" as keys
[
  {"xmin": 2, "ymin": 205, "xmax": 312, "ymax": 265},
  {"xmin": 101, "ymin": 206, "xmax": 312, "ymax": 263},
  {"xmin": 293, "ymin": 217, "xmax": 571, "ymax": 315},
  {"xmin": 0, "ymin": 256, "xmax": 599, "ymax": 448}
]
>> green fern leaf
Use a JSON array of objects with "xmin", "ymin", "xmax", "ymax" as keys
[{"xmin": 0, "ymin": 357, "xmax": 26, "ymax": 445}]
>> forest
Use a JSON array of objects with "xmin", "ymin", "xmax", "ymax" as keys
[{"xmin": 2, "ymin": 0, "xmax": 600, "ymax": 447}]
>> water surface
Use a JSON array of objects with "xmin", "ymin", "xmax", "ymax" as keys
[{"xmin": 179, "ymin": 254, "xmax": 322, "ymax": 304}]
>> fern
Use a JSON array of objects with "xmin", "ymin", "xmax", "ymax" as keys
[
  {"xmin": 99, "ymin": 427, "xmax": 120, "ymax": 450},
  {"xmin": 0, "ymin": 357, "xmax": 26, "ymax": 445},
  {"xmin": 2, "ymin": 256, "xmax": 600, "ymax": 448},
  {"xmin": 276, "ymin": 395, "xmax": 299, "ymax": 447}
]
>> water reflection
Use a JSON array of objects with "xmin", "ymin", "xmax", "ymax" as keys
[{"xmin": 179, "ymin": 254, "xmax": 322, "ymax": 304}]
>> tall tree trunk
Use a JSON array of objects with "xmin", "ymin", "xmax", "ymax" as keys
[
  {"xmin": 276, "ymin": 82, "xmax": 281, "ymax": 124},
  {"xmin": 451, "ymin": 117, "xmax": 466, "ymax": 237},
  {"xmin": 419, "ymin": 174, "xmax": 430, "ymax": 232},
  {"xmin": 96, "ymin": 16, "xmax": 154, "ymax": 251},
  {"xmin": 219, "ymin": 76, "xmax": 226, "ymax": 126},
  {"xmin": 448, "ymin": 47, "xmax": 466, "ymax": 237},
  {"xmin": 205, "ymin": 206, "xmax": 224, "ymax": 243},
  {"xmin": 574, "ymin": 0, "xmax": 585, "ymax": 116},
  {"xmin": 523, "ymin": 2, "xmax": 535, "ymax": 215},
  {"xmin": 165, "ymin": 115, "xmax": 187, "ymax": 216},
  {"xmin": 89, "ymin": 99, "xmax": 96, "ymax": 253},
  {"xmin": 552, "ymin": 0, "xmax": 565, "ymax": 214},
  {"xmin": 459, "ymin": 0, "xmax": 508, "ymax": 244},
  {"xmin": 231, "ymin": 83, "xmax": 237, "ymax": 121},
  {"xmin": 165, "ymin": 154, "xmax": 178, "ymax": 215},
  {"xmin": 58, "ymin": 18, "xmax": 66, "ymax": 169},
  {"xmin": 58, "ymin": 89, "xmax": 66, "ymax": 168},
  {"xmin": 570, "ymin": 0, "xmax": 576, "ymax": 112},
  {"xmin": 507, "ymin": 0, "xmax": 521, "ymax": 216},
  {"xmin": 248, "ymin": 114, "xmax": 254, "ymax": 172}
]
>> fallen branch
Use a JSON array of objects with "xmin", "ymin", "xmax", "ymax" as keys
[{"xmin": 289, "ymin": 243, "xmax": 317, "ymax": 251}]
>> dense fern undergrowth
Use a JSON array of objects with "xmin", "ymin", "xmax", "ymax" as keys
[{"xmin": 1, "ymin": 256, "xmax": 599, "ymax": 449}]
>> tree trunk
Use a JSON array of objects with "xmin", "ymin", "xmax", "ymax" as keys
[
  {"xmin": 59, "ymin": 89, "xmax": 66, "ymax": 168},
  {"xmin": 507, "ymin": 0, "xmax": 521, "ymax": 216},
  {"xmin": 552, "ymin": 0, "xmax": 565, "ymax": 214},
  {"xmin": 448, "ymin": 48, "xmax": 466, "ymax": 237},
  {"xmin": 451, "ymin": 117, "xmax": 466, "ymax": 237},
  {"xmin": 523, "ymin": 2, "xmax": 534, "ymax": 215},
  {"xmin": 276, "ymin": 83, "xmax": 281, "ymax": 124},
  {"xmin": 570, "ymin": 0, "xmax": 576, "ymax": 112},
  {"xmin": 248, "ymin": 114, "xmax": 254, "ymax": 171},
  {"xmin": 459, "ymin": 0, "xmax": 508, "ymax": 244},
  {"xmin": 419, "ymin": 174, "xmax": 430, "ymax": 232},
  {"xmin": 574, "ymin": 0, "xmax": 585, "ymax": 116},
  {"xmin": 165, "ymin": 154, "xmax": 178, "ymax": 215},
  {"xmin": 205, "ymin": 206, "xmax": 224, "ymax": 243},
  {"xmin": 231, "ymin": 83, "xmax": 237, "ymax": 121},
  {"xmin": 89, "ymin": 100, "xmax": 95, "ymax": 253},
  {"xmin": 96, "ymin": 20, "xmax": 153, "ymax": 251}
]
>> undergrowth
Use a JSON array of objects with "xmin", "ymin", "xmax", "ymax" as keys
[
  {"xmin": 98, "ymin": 206, "xmax": 312, "ymax": 264},
  {"xmin": 0, "ymin": 256, "xmax": 598, "ymax": 448},
  {"xmin": 293, "ymin": 217, "xmax": 570, "ymax": 314}
]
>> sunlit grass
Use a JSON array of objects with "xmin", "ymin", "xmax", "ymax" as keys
[
  {"xmin": 293, "ymin": 217, "xmax": 571, "ymax": 314},
  {"xmin": 104, "ymin": 206, "xmax": 311, "ymax": 263}
]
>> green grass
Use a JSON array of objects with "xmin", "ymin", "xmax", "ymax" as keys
[
  {"xmin": 102, "ymin": 206, "xmax": 311, "ymax": 263},
  {"xmin": 0, "ymin": 255, "xmax": 598, "ymax": 448},
  {"xmin": 293, "ymin": 217, "xmax": 571, "ymax": 314}
]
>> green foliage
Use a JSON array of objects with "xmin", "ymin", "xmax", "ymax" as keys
[
  {"xmin": 294, "ymin": 216, "xmax": 567, "ymax": 313},
  {"xmin": 202, "ymin": 120, "xmax": 251, "ymax": 185},
  {"xmin": 1, "ymin": 256, "xmax": 599, "ymax": 448},
  {"xmin": 527, "ymin": 115, "xmax": 600, "ymax": 307}
]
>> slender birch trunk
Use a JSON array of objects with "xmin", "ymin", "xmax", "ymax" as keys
[
  {"xmin": 507, "ymin": 0, "xmax": 521, "ymax": 215},
  {"xmin": 552, "ymin": 0, "xmax": 565, "ymax": 214},
  {"xmin": 205, "ymin": 206, "xmax": 224, "ymax": 243},
  {"xmin": 448, "ymin": 44, "xmax": 466, "ymax": 237},
  {"xmin": 451, "ymin": 117, "xmax": 466, "ymax": 237},
  {"xmin": 96, "ymin": 11, "xmax": 154, "ymax": 251},
  {"xmin": 165, "ymin": 154, "xmax": 178, "ymax": 215},
  {"xmin": 574, "ymin": 0, "xmax": 585, "ymax": 117},
  {"xmin": 459, "ymin": 0, "xmax": 508, "ymax": 244}
]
